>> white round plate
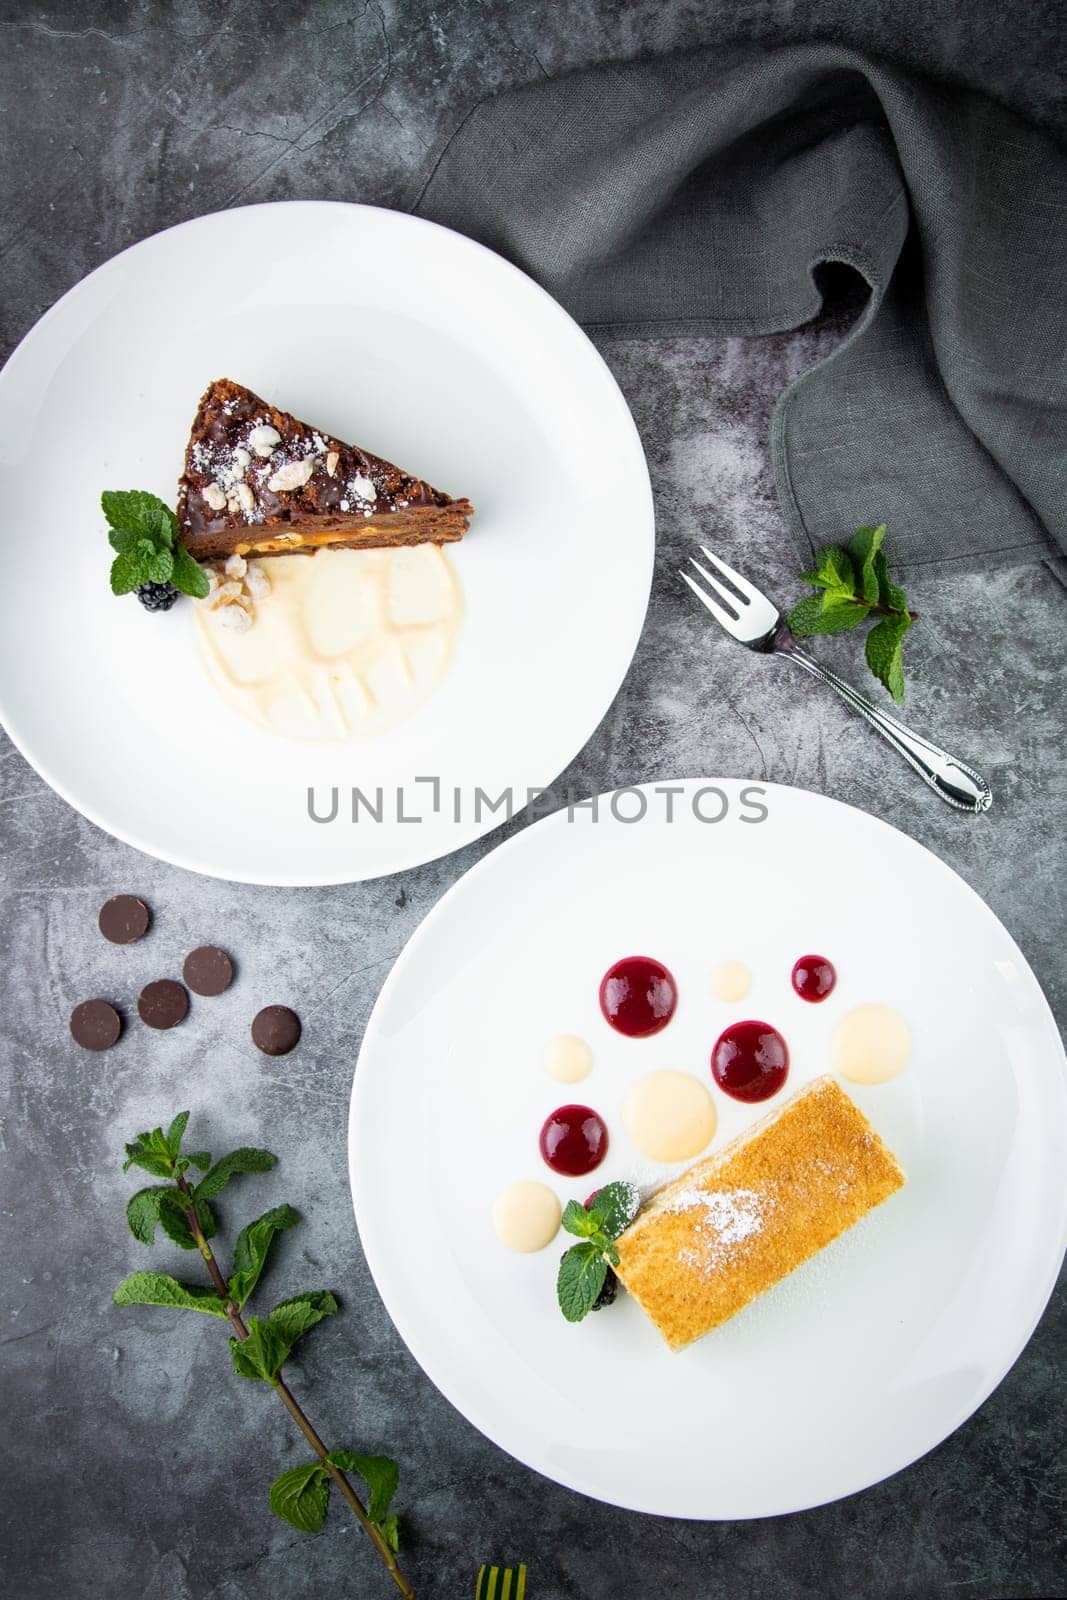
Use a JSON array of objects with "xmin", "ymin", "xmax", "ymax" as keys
[
  {"xmin": 349, "ymin": 780, "xmax": 1067, "ymax": 1518},
  {"xmin": 0, "ymin": 202, "xmax": 652, "ymax": 884}
]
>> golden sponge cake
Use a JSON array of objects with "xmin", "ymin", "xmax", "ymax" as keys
[{"xmin": 614, "ymin": 1075, "xmax": 905, "ymax": 1350}]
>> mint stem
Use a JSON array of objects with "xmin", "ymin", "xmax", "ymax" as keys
[
  {"xmin": 844, "ymin": 592, "xmax": 918, "ymax": 622},
  {"xmin": 174, "ymin": 1174, "xmax": 414, "ymax": 1598}
]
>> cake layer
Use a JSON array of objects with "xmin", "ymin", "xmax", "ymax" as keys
[
  {"xmin": 177, "ymin": 378, "xmax": 472, "ymax": 562},
  {"xmin": 614, "ymin": 1076, "xmax": 905, "ymax": 1350}
]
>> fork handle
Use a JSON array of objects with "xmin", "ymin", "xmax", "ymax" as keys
[{"xmin": 777, "ymin": 641, "xmax": 992, "ymax": 813}]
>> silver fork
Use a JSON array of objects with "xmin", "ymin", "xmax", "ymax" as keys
[{"xmin": 680, "ymin": 544, "xmax": 992, "ymax": 813}]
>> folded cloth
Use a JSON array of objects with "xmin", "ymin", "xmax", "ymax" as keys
[{"xmin": 415, "ymin": 43, "xmax": 1067, "ymax": 574}]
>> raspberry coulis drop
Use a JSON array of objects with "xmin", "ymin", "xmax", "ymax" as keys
[
  {"xmin": 791, "ymin": 954, "xmax": 837, "ymax": 1002},
  {"xmin": 711, "ymin": 1020, "xmax": 789, "ymax": 1103},
  {"xmin": 599, "ymin": 955, "xmax": 677, "ymax": 1037},
  {"xmin": 539, "ymin": 1105, "xmax": 609, "ymax": 1177}
]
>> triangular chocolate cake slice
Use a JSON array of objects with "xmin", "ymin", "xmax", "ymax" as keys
[{"xmin": 177, "ymin": 379, "xmax": 472, "ymax": 562}]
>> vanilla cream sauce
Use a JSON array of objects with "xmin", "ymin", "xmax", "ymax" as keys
[
  {"xmin": 623, "ymin": 1069, "xmax": 718, "ymax": 1163},
  {"xmin": 195, "ymin": 543, "xmax": 463, "ymax": 741},
  {"xmin": 544, "ymin": 1034, "xmax": 593, "ymax": 1084},
  {"xmin": 710, "ymin": 960, "xmax": 752, "ymax": 1003},
  {"xmin": 492, "ymin": 1181, "xmax": 562, "ymax": 1253},
  {"xmin": 831, "ymin": 1003, "xmax": 912, "ymax": 1084}
]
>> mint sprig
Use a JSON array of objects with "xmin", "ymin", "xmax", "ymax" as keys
[
  {"xmin": 114, "ymin": 1112, "xmax": 412, "ymax": 1598},
  {"xmin": 103, "ymin": 488, "xmax": 210, "ymax": 599},
  {"xmin": 556, "ymin": 1180, "xmax": 641, "ymax": 1324},
  {"xmin": 788, "ymin": 524, "xmax": 915, "ymax": 702}
]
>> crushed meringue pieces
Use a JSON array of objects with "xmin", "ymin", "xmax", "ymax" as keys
[{"xmin": 196, "ymin": 553, "xmax": 272, "ymax": 633}]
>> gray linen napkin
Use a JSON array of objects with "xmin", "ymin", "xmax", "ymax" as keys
[{"xmin": 415, "ymin": 43, "xmax": 1067, "ymax": 575}]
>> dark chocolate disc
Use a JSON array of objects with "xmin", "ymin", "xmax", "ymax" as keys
[
  {"xmin": 98, "ymin": 895, "xmax": 150, "ymax": 945},
  {"xmin": 251, "ymin": 1005, "xmax": 301, "ymax": 1056},
  {"xmin": 183, "ymin": 945, "xmax": 234, "ymax": 996},
  {"xmin": 70, "ymin": 999, "xmax": 122, "ymax": 1051},
  {"xmin": 138, "ymin": 979, "xmax": 189, "ymax": 1030}
]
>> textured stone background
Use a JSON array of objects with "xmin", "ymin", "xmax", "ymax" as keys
[{"xmin": 1, "ymin": 4, "xmax": 1064, "ymax": 1598}]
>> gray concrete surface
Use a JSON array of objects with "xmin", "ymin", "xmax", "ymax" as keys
[{"xmin": 1, "ymin": 4, "xmax": 1064, "ymax": 1598}]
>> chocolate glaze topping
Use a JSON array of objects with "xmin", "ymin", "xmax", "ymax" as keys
[{"xmin": 177, "ymin": 378, "xmax": 472, "ymax": 562}]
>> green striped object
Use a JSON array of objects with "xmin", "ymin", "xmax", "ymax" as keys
[{"xmin": 475, "ymin": 1563, "xmax": 527, "ymax": 1599}]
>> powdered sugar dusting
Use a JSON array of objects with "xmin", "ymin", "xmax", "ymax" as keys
[
  {"xmin": 189, "ymin": 423, "xmax": 278, "ymax": 525},
  {"xmin": 610, "ymin": 1179, "xmax": 642, "ymax": 1218},
  {"xmin": 666, "ymin": 1186, "xmax": 768, "ymax": 1275}
]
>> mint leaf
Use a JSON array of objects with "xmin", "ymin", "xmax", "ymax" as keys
[
  {"xmin": 143, "ymin": 546, "xmax": 174, "ymax": 585},
  {"xmin": 229, "ymin": 1293, "xmax": 336, "ymax": 1382},
  {"xmin": 847, "ymin": 523, "xmax": 886, "ymax": 603},
  {"xmin": 798, "ymin": 544, "xmax": 855, "ymax": 593},
  {"xmin": 196, "ymin": 1147, "xmax": 277, "ymax": 1201},
  {"xmin": 327, "ymin": 1451, "xmax": 398, "ymax": 1525},
  {"xmin": 873, "ymin": 549, "xmax": 909, "ymax": 614},
  {"xmin": 156, "ymin": 1190, "xmax": 216, "ymax": 1251},
  {"xmin": 816, "ymin": 591, "xmax": 873, "ymax": 631},
  {"xmin": 165, "ymin": 1112, "xmax": 190, "ymax": 1156},
  {"xmin": 102, "ymin": 489, "xmax": 175, "ymax": 534},
  {"xmin": 265, "ymin": 1290, "xmax": 338, "ymax": 1349},
  {"xmin": 172, "ymin": 542, "xmax": 211, "ymax": 599},
  {"xmin": 113, "ymin": 1271, "xmax": 227, "ymax": 1317},
  {"xmin": 122, "ymin": 1142, "xmax": 173, "ymax": 1179},
  {"xmin": 107, "ymin": 526, "xmax": 140, "ymax": 558},
  {"xmin": 229, "ymin": 1315, "xmax": 292, "ymax": 1383},
  {"xmin": 124, "ymin": 1177, "xmax": 214, "ymax": 1253},
  {"xmin": 865, "ymin": 612, "xmax": 912, "ymax": 702},
  {"xmin": 378, "ymin": 1513, "xmax": 400, "ymax": 1554},
  {"xmin": 786, "ymin": 594, "xmax": 825, "ymax": 636},
  {"xmin": 788, "ymin": 592, "xmax": 870, "ymax": 636},
  {"xmin": 126, "ymin": 1185, "xmax": 176, "ymax": 1246},
  {"xmin": 557, "ymin": 1242, "xmax": 607, "ymax": 1323},
  {"xmin": 586, "ymin": 1180, "xmax": 641, "ymax": 1240},
  {"xmin": 561, "ymin": 1200, "xmax": 601, "ymax": 1240},
  {"xmin": 183, "ymin": 1149, "xmax": 212, "ymax": 1172},
  {"xmin": 110, "ymin": 554, "xmax": 141, "ymax": 596},
  {"xmin": 140, "ymin": 506, "xmax": 177, "ymax": 550},
  {"xmin": 155, "ymin": 1200, "xmax": 197, "ymax": 1250},
  {"xmin": 227, "ymin": 1204, "xmax": 299, "ymax": 1308},
  {"xmin": 269, "ymin": 1462, "xmax": 330, "ymax": 1534}
]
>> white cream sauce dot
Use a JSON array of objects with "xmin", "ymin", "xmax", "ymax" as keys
[
  {"xmin": 544, "ymin": 1034, "xmax": 593, "ymax": 1083},
  {"xmin": 831, "ymin": 1004, "xmax": 912, "ymax": 1084},
  {"xmin": 711, "ymin": 960, "xmax": 752, "ymax": 1003},
  {"xmin": 492, "ymin": 1181, "xmax": 562, "ymax": 1253},
  {"xmin": 623, "ymin": 1070, "xmax": 718, "ymax": 1163}
]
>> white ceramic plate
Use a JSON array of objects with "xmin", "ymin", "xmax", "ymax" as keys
[
  {"xmin": 349, "ymin": 780, "xmax": 1067, "ymax": 1518},
  {"xmin": 0, "ymin": 202, "xmax": 653, "ymax": 884}
]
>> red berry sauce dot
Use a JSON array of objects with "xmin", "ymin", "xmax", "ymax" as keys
[
  {"xmin": 711, "ymin": 1019, "xmax": 789, "ymax": 1103},
  {"xmin": 791, "ymin": 954, "xmax": 836, "ymax": 1002},
  {"xmin": 599, "ymin": 955, "xmax": 677, "ymax": 1037},
  {"xmin": 539, "ymin": 1104, "xmax": 609, "ymax": 1177}
]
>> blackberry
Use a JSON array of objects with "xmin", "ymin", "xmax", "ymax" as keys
[
  {"xmin": 136, "ymin": 581, "xmax": 179, "ymax": 612},
  {"xmin": 592, "ymin": 1267, "xmax": 618, "ymax": 1312}
]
